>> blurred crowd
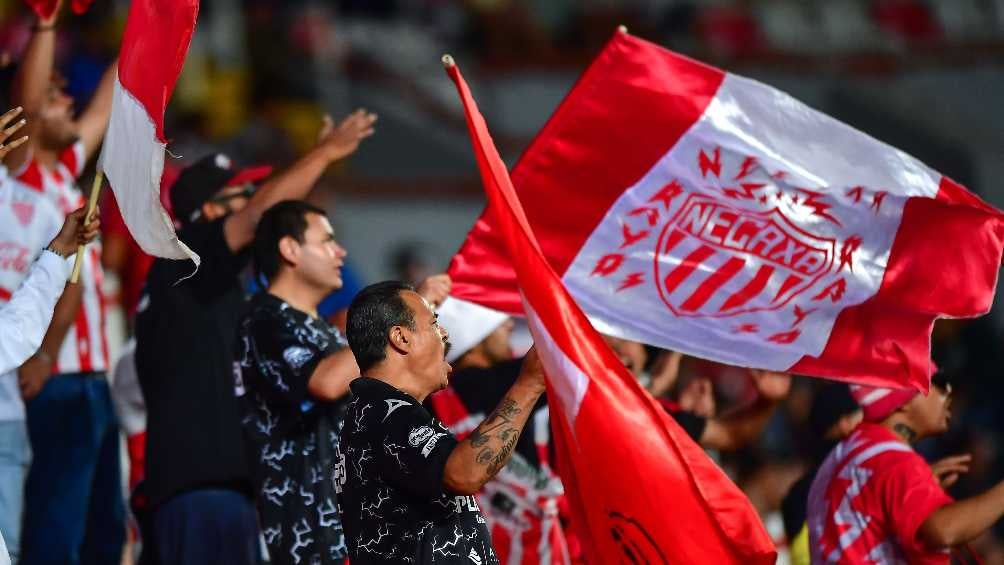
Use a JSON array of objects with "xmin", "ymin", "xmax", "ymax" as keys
[{"xmin": 0, "ymin": 1, "xmax": 1002, "ymax": 564}]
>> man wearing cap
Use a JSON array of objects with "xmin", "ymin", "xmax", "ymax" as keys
[
  {"xmin": 134, "ymin": 110, "xmax": 375, "ymax": 565},
  {"xmin": 807, "ymin": 377, "xmax": 1004, "ymax": 563}
]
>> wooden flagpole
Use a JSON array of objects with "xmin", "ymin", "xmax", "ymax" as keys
[{"xmin": 69, "ymin": 171, "xmax": 104, "ymax": 283}]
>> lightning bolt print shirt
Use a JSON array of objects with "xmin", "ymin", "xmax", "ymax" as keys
[
  {"xmin": 338, "ymin": 377, "xmax": 498, "ymax": 565},
  {"xmin": 236, "ymin": 293, "xmax": 349, "ymax": 564}
]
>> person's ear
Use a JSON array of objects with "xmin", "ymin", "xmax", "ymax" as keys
[
  {"xmin": 388, "ymin": 325, "xmax": 411, "ymax": 354},
  {"xmin": 200, "ymin": 201, "xmax": 221, "ymax": 222},
  {"xmin": 278, "ymin": 236, "xmax": 299, "ymax": 267}
]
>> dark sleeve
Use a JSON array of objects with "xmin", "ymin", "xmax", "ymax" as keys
[
  {"xmin": 781, "ymin": 472, "xmax": 813, "ymax": 540},
  {"xmin": 669, "ymin": 409, "xmax": 708, "ymax": 442},
  {"xmin": 450, "ymin": 358, "xmax": 523, "ymax": 412},
  {"xmin": 377, "ymin": 403, "xmax": 459, "ymax": 500},
  {"xmin": 243, "ymin": 308, "xmax": 327, "ymax": 414},
  {"xmin": 177, "ymin": 220, "xmax": 249, "ymax": 300}
]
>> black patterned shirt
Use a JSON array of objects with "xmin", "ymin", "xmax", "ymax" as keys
[
  {"xmin": 235, "ymin": 292, "xmax": 349, "ymax": 564},
  {"xmin": 338, "ymin": 377, "xmax": 498, "ymax": 565}
]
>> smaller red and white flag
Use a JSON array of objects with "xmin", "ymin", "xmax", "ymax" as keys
[
  {"xmin": 99, "ymin": 0, "xmax": 199, "ymax": 264},
  {"xmin": 445, "ymin": 56, "xmax": 777, "ymax": 565}
]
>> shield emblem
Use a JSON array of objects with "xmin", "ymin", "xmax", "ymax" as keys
[
  {"xmin": 654, "ymin": 194, "xmax": 836, "ymax": 318},
  {"xmin": 12, "ymin": 200, "xmax": 35, "ymax": 227}
]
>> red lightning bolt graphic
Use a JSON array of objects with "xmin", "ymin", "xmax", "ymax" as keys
[
  {"xmin": 812, "ymin": 278, "xmax": 847, "ymax": 303},
  {"xmin": 792, "ymin": 305, "xmax": 817, "ymax": 327},
  {"xmin": 649, "ymin": 180, "xmax": 683, "ymax": 210},
  {"xmin": 871, "ymin": 191, "xmax": 888, "ymax": 213},
  {"xmin": 620, "ymin": 223, "xmax": 650, "ymax": 249},
  {"xmin": 723, "ymin": 182, "xmax": 766, "ymax": 200},
  {"xmin": 846, "ymin": 186, "xmax": 864, "ymax": 204},
  {"xmin": 628, "ymin": 206, "xmax": 659, "ymax": 227},
  {"xmin": 839, "ymin": 235, "xmax": 863, "ymax": 272},
  {"xmin": 771, "ymin": 170, "xmax": 788, "ymax": 180},
  {"xmin": 734, "ymin": 156, "xmax": 758, "ymax": 180},
  {"xmin": 733, "ymin": 323, "xmax": 759, "ymax": 334},
  {"xmin": 698, "ymin": 147, "xmax": 722, "ymax": 178},
  {"xmin": 795, "ymin": 188, "xmax": 843, "ymax": 227},
  {"xmin": 617, "ymin": 272, "xmax": 645, "ymax": 292},
  {"xmin": 592, "ymin": 253, "xmax": 624, "ymax": 277},
  {"xmin": 767, "ymin": 329, "xmax": 801, "ymax": 344}
]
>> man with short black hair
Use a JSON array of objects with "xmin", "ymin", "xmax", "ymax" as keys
[
  {"xmin": 135, "ymin": 110, "xmax": 375, "ymax": 565},
  {"xmin": 338, "ymin": 281, "xmax": 546, "ymax": 564},
  {"xmin": 236, "ymin": 200, "xmax": 357, "ymax": 564}
]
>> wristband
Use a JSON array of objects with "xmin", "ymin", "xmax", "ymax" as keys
[
  {"xmin": 44, "ymin": 243, "xmax": 70, "ymax": 258},
  {"xmin": 32, "ymin": 22, "xmax": 56, "ymax": 32}
]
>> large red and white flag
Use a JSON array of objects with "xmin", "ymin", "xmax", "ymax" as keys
[
  {"xmin": 448, "ymin": 30, "xmax": 1004, "ymax": 391},
  {"xmin": 445, "ymin": 57, "xmax": 777, "ymax": 565},
  {"xmin": 99, "ymin": 0, "xmax": 199, "ymax": 264}
]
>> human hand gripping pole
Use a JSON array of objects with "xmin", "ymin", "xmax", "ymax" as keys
[{"xmin": 69, "ymin": 171, "xmax": 103, "ymax": 283}]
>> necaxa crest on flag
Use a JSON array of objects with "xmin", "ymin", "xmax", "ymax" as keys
[
  {"xmin": 444, "ymin": 54, "xmax": 777, "ymax": 565},
  {"xmin": 446, "ymin": 29, "xmax": 1004, "ymax": 391}
]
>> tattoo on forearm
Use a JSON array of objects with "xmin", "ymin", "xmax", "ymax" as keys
[
  {"xmin": 476, "ymin": 447, "xmax": 494, "ymax": 465},
  {"xmin": 487, "ymin": 432, "xmax": 519, "ymax": 476},
  {"xmin": 893, "ymin": 423, "xmax": 917, "ymax": 443},
  {"xmin": 470, "ymin": 430, "xmax": 489, "ymax": 448},
  {"xmin": 468, "ymin": 396, "xmax": 525, "ymax": 476}
]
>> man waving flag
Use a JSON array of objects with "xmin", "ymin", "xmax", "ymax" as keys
[
  {"xmin": 99, "ymin": 0, "xmax": 200, "ymax": 264},
  {"xmin": 447, "ymin": 29, "xmax": 1004, "ymax": 392},
  {"xmin": 444, "ymin": 55, "xmax": 777, "ymax": 564}
]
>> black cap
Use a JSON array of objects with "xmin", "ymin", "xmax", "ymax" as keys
[{"xmin": 170, "ymin": 154, "xmax": 240, "ymax": 225}]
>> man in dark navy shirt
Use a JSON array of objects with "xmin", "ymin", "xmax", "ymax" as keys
[{"xmin": 339, "ymin": 282, "xmax": 546, "ymax": 564}]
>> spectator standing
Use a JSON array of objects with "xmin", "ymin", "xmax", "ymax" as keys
[
  {"xmin": 3, "ymin": 3, "xmax": 123, "ymax": 556},
  {"xmin": 236, "ymin": 200, "xmax": 359, "ymax": 564},
  {"xmin": 134, "ymin": 109, "xmax": 375, "ymax": 565},
  {"xmin": 339, "ymin": 281, "xmax": 546, "ymax": 564},
  {"xmin": 808, "ymin": 381, "xmax": 1004, "ymax": 562}
]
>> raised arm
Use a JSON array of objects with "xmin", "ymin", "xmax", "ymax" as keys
[
  {"xmin": 919, "ymin": 479, "xmax": 1004, "ymax": 548},
  {"xmin": 700, "ymin": 370, "xmax": 790, "ymax": 451},
  {"xmin": 307, "ymin": 348, "xmax": 359, "ymax": 401},
  {"xmin": 443, "ymin": 347, "xmax": 546, "ymax": 495},
  {"xmin": 77, "ymin": 58, "xmax": 118, "ymax": 161},
  {"xmin": 5, "ymin": 1, "xmax": 61, "ymax": 171},
  {"xmin": 223, "ymin": 110, "xmax": 377, "ymax": 252}
]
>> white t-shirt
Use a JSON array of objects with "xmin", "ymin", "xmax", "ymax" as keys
[
  {"xmin": 11, "ymin": 142, "xmax": 109, "ymax": 375},
  {"xmin": 0, "ymin": 166, "xmax": 64, "ymax": 421}
]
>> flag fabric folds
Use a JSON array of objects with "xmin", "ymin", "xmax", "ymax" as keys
[
  {"xmin": 444, "ymin": 56, "xmax": 777, "ymax": 565},
  {"xmin": 99, "ymin": 0, "xmax": 200, "ymax": 265},
  {"xmin": 446, "ymin": 30, "xmax": 1004, "ymax": 391}
]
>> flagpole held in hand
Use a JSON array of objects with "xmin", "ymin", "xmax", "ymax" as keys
[{"xmin": 70, "ymin": 171, "xmax": 103, "ymax": 283}]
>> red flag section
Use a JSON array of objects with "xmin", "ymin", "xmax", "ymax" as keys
[
  {"xmin": 23, "ymin": 0, "xmax": 93, "ymax": 19},
  {"xmin": 99, "ymin": 0, "xmax": 200, "ymax": 264},
  {"xmin": 444, "ymin": 56, "xmax": 777, "ymax": 564},
  {"xmin": 446, "ymin": 30, "xmax": 1004, "ymax": 391}
]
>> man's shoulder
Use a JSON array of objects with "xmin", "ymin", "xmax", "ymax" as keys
[{"xmin": 345, "ymin": 380, "xmax": 435, "ymax": 433}]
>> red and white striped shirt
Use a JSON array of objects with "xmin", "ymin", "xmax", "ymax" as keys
[
  {"xmin": 807, "ymin": 423, "xmax": 953, "ymax": 564},
  {"xmin": 11, "ymin": 142, "xmax": 109, "ymax": 374}
]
